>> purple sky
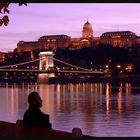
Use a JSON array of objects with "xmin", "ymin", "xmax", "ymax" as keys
[{"xmin": 1, "ymin": 3, "xmax": 140, "ymax": 52}]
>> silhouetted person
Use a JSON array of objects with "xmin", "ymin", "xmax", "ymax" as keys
[{"xmin": 23, "ymin": 91, "xmax": 52, "ymax": 130}]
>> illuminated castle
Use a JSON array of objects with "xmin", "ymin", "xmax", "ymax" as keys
[
  {"xmin": 16, "ymin": 21, "xmax": 140, "ymax": 52},
  {"xmin": 82, "ymin": 21, "xmax": 93, "ymax": 38}
]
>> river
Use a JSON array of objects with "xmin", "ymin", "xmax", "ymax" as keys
[{"xmin": 0, "ymin": 82, "xmax": 140, "ymax": 137}]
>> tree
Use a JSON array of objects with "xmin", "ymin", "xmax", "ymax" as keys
[{"xmin": 0, "ymin": 3, "xmax": 27, "ymax": 26}]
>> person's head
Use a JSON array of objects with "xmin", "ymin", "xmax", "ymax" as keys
[{"xmin": 28, "ymin": 91, "xmax": 42, "ymax": 108}]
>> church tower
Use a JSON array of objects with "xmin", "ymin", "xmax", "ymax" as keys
[{"xmin": 82, "ymin": 21, "xmax": 93, "ymax": 39}]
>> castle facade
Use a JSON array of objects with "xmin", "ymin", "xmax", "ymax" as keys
[{"xmin": 16, "ymin": 21, "xmax": 140, "ymax": 52}]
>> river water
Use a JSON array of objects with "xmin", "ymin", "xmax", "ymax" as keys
[{"xmin": 0, "ymin": 82, "xmax": 140, "ymax": 137}]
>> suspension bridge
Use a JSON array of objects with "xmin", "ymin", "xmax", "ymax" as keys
[
  {"xmin": 0, "ymin": 57, "xmax": 105, "ymax": 75},
  {"xmin": 0, "ymin": 51, "xmax": 109, "ymax": 83}
]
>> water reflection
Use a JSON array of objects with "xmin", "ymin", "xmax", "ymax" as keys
[
  {"xmin": 0, "ymin": 82, "xmax": 140, "ymax": 136},
  {"xmin": 117, "ymin": 84, "xmax": 123, "ymax": 114},
  {"xmin": 106, "ymin": 83, "xmax": 110, "ymax": 116},
  {"xmin": 103, "ymin": 83, "xmax": 134, "ymax": 116}
]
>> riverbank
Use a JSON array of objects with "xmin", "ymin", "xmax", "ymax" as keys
[
  {"xmin": 0, "ymin": 75, "xmax": 140, "ymax": 84},
  {"xmin": 48, "ymin": 75, "xmax": 140, "ymax": 84},
  {"xmin": 0, "ymin": 120, "xmax": 94, "ymax": 138}
]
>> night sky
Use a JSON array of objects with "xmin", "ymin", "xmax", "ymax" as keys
[{"xmin": 0, "ymin": 3, "xmax": 140, "ymax": 52}]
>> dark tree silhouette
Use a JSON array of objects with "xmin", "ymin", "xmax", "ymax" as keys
[{"xmin": 0, "ymin": 3, "xmax": 27, "ymax": 26}]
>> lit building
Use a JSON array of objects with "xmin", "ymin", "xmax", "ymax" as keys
[
  {"xmin": 100, "ymin": 31, "xmax": 137, "ymax": 47},
  {"xmin": 0, "ymin": 52, "xmax": 6, "ymax": 62},
  {"xmin": 69, "ymin": 38, "xmax": 82, "ymax": 50},
  {"xmin": 17, "ymin": 35, "xmax": 71, "ymax": 53},
  {"xmin": 38, "ymin": 35, "xmax": 71, "ymax": 51},
  {"xmin": 70, "ymin": 21, "xmax": 94, "ymax": 48},
  {"xmin": 17, "ymin": 41, "xmax": 39, "ymax": 52},
  {"xmin": 81, "ymin": 21, "xmax": 94, "ymax": 47},
  {"xmin": 132, "ymin": 36, "xmax": 140, "ymax": 46},
  {"xmin": 82, "ymin": 21, "xmax": 93, "ymax": 39},
  {"xmin": 16, "ymin": 21, "xmax": 95, "ymax": 53},
  {"xmin": 16, "ymin": 21, "xmax": 140, "ymax": 53}
]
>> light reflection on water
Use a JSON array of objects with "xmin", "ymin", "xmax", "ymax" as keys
[{"xmin": 0, "ymin": 82, "xmax": 140, "ymax": 136}]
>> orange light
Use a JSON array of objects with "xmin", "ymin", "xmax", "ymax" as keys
[
  {"xmin": 105, "ymin": 65, "xmax": 109, "ymax": 68},
  {"xmin": 117, "ymin": 65, "xmax": 121, "ymax": 68}
]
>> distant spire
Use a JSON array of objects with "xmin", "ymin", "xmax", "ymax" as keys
[
  {"xmin": 86, "ymin": 18, "xmax": 89, "ymax": 23},
  {"xmin": 86, "ymin": 19, "xmax": 89, "ymax": 24},
  {"xmin": 86, "ymin": 17, "xmax": 88, "ymax": 23}
]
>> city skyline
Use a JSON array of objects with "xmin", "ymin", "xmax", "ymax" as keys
[{"xmin": 1, "ymin": 3, "xmax": 140, "ymax": 52}]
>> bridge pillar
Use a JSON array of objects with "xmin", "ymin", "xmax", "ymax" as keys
[
  {"xmin": 39, "ymin": 51, "xmax": 54, "ymax": 70},
  {"xmin": 38, "ymin": 51, "xmax": 55, "ymax": 83}
]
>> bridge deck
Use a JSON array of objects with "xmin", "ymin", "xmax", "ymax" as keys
[{"xmin": 0, "ymin": 68, "xmax": 105, "ymax": 75}]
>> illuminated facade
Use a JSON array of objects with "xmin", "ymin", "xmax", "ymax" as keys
[
  {"xmin": 81, "ymin": 21, "xmax": 94, "ymax": 47},
  {"xmin": 16, "ymin": 21, "xmax": 95, "ymax": 52},
  {"xmin": 132, "ymin": 37, "xmax": 140, "ymax": 46},
  {"xmin": 17, "ymin": 41, "xmax": 39, "ymax": 52},
  {"xmin": 69, "ymin": 38, "xmax": 83, "ymax": 50},
  {"xmin": 16, "ymin": 21, "xmax": 140, "ymax": 53},
  {"xmin": 38, "ymin": 35, "xmax": 71, "ymax": 51},
  {"xmin": 70, "ymin": 21, "xmax": 94, "ymax": 48},
  {"xmin": 17, "ymin": 35, "xmax": 71, "ymax": 52},
  {"xmin": 82, "ymin": 21, "xmax": 93, "ymax": 39},
  {"xmin": 0, "ymin": 52, "xmax": 6, "ymax": 62},
  {"xmin": 100, "ymin": 31, "xmax": 137, "ymax": 47}
]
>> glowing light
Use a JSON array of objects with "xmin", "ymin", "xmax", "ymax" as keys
[
  {"xmin": 117, "ymin": 65, "xmax": 121, "ymax": 68},
  {"xmin": 105, "ymin": 65, "xmax": 109, "ymax": 68},
  {"xmin": 40, "ymin": 51, "xmax": 54, "ymax": 55}
]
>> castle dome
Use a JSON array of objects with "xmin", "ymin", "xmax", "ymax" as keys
[
  {"xmin": 82, "ymin": 21, "xmax": 93, "ymax": 38},
  {"xmin": 83, "ymin": 21, "xmax": 93, "ymax": 30}
]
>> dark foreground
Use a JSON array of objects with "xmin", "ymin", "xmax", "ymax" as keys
[{"xmin": 0, "ymin": 120, "xmax": 94, "ymax": 139}]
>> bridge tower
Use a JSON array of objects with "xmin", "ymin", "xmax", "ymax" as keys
[
  {"xmin": 39, "ymin": 51, "xmax": 54, "ymax": 70},
  {"xmin": 38, "ymin": 51, "xmax": 55, "ymax": 83}
]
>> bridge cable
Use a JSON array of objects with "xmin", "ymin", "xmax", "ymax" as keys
[
  {"xmin": 0, "ymin": 57, "xmax": 104, "ymax": 73},
  {"xmin": 0, "ymin": 58, "xmax": 40, "ymax": 69},
  {"xmin": 53, "ymin": 58, "xmax": 93, "ymax": 72}
]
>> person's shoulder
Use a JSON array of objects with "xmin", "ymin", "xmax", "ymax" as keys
[
  {"xmin": 40, "ymin": 111, "xmax": 49, "ymax": 115},
  {"xmin": 40, "ymin": 111, "xmax": 49, "ymax": 117},
  {"xmin": 23, "ymin": 109, "xmax": 30, "ymax": 118},
  {"xmin": 23, "ymin": 109, "xmax": 28, "ymax": 114}
]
